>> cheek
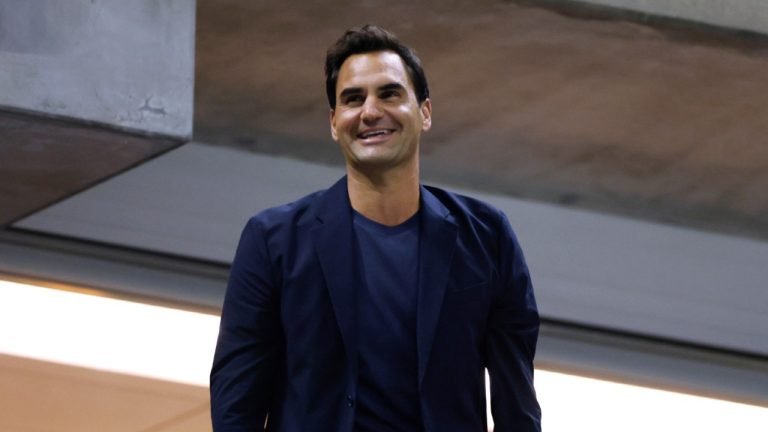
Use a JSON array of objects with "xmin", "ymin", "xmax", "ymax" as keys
[
  {"xmin": 394, "ymin": 106, "xmax": 419, "ymax": 125},
  {"xmin": 336, "ymin": 113, "xmax": 357, "ymax": 132}
]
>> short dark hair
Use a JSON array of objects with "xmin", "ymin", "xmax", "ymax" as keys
[{"xmin": 325, "ymin": 24, "xmax": 429, "ymax": 109}]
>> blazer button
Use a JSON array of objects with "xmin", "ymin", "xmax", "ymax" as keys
[{"xmin": 346, "ymin": 395, "xmax": 354, "ymax": 408}]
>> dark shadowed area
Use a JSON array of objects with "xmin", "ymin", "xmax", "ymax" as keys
[{"xmin": 0, "ymin": 110, "xmax": 179, "ymax": 225}]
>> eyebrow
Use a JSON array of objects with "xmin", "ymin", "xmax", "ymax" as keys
[
  {"xmin": 378, "ymin": 83, "xmax": 406, "ymax": 93},
  {"xmin": 338, "ymin": 82, "xmax": 407, "ymax": 100}
]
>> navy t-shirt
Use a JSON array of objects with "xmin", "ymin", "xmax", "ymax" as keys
[{"xmin": 353, "ymin": 210, "xmax": 422, "ymax": 431}]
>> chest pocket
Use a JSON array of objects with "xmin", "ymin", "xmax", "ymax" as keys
[
  {"xmin": 438, "ymin": 280, "xmax": 489, "ymax": 335},
  {"xmin": 449, "ymin": 280, "xmax": 487, "ymax": 300},
  {"xmin": 441, "ymin": 250, "xmax": 495, "ymax": 317}
]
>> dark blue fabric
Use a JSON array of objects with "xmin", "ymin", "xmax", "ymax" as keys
[
  {"xmin": 353, "ymin": 210, "xmax": 421, "ymax": 431},
  {"xmin": 210, "ymin": 177, "xmax": 541, "ymax": 432}
]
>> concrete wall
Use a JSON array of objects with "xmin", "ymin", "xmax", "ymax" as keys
[
  {"xmin": 578, "ymin": 0, "xmax": 768, "ymax": 35},
  {"xmin": 0, "ymin": 0, "xmax": 195, "ymax": 138}
]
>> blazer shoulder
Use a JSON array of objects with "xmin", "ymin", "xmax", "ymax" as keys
[
  {"xmin": 423, "ymin": 185, "xmax": 506, "ymax": 229},
  {"xmin": 249, "ymin": 188, "xmax": 327, "ymax": 232}
]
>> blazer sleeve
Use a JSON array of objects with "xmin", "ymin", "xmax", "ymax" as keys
[
  {"xmin": 486, "ymin": 210, "xmax": 542, "ymax": 432},
  {"xmin": 210, "ymin": 217, "xmax": 283, "ymax": 431}
]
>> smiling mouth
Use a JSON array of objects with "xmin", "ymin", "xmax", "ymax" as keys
[{"xmin": 357, "ymin": 129, "xmax": 394, "ymax": 139}]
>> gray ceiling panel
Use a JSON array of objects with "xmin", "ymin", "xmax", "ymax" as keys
[{"xmin": 16, "ymin": 143, "xmax": 345, "ymax": 262}]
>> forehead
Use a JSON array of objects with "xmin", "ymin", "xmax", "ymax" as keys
[{"xmin": 336, "ymin": 50, "xmax": 413, "ymax": 91}]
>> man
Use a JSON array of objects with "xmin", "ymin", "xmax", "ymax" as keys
[{"xmin": 211, "ymin": 25, "xmax": 541, "ymax": 431}]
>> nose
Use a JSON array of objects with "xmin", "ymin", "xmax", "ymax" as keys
[{"xmin": 360, "ymin": 97, "xmax": 383, "ymax": 122}]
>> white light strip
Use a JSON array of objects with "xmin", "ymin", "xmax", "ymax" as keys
[
  {"xmin": 0, "ymin": 280, "xmax": 219, "ymax": 386},
  {"xmin": 534, "ymin": 370, "xmax": 768, "ymax": 431},
  {"xmin": 2, "ymin": 279, "xmax": 766, "ymax": 431}
]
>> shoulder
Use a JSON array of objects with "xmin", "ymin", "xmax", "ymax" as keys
[
  {"xmin": 248, "ymin": 188, "xmax": 326, "ymax": 230},
  {"xmin": 247, "ymin": 176, "xmax": 347, "ymax": 233},
  {"xmin": 251, "ymin": 189, "xmax": 326, "ymax": 226},
  {"xmin": 423, "ymin": 184, "xmax": 506, "ymax": 230},
  {"xmin": 423, "ymin": 185, "xmax": 526, "ymax": 270}
]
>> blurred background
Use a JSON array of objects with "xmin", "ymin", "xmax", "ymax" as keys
[{"xmin": 1, "ymin": 0, "xmax": 767, "ymax": 430}]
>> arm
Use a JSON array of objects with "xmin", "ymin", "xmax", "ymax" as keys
[
  {"xmin": 210, "ymin": 217, "xmax": 283, "ymax": 431},
  {"xmin": 487, "ymin": 210, "xmax": 541, "ymax": 432}
]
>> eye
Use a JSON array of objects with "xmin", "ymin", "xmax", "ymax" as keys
[
  {"xmin": 343, "ymin": 94, "xmax": 364, "ymax": 105},
  {"xmin": 380, "ymin": 89, "xmax": 399, "ymax": 99}
]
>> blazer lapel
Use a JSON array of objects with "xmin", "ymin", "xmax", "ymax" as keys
[
  {"xmin": 417, "ymin": 186, "xmax": 458, "ymax": 386},
  {"xmin": 310, "ymin": 177, "xmax": 359, "ymax": 377}
]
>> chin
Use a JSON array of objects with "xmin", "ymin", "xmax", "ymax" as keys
[{"xmin": 349, "ymin": 155, "xmax": 398, "ymax": 170}]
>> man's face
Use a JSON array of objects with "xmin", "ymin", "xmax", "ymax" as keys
[{"xmin": 330, "ymin": 50, "xmax": 431, "ymax": 173}]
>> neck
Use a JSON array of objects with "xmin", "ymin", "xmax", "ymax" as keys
[{"xmin": 347, "ymin": 161, "xmax": 420, "ymax": 226}]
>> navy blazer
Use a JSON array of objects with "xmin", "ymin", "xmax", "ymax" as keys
[{"xmin": 211, "ymin": 177, "xmax": 541, "ymax": 432}]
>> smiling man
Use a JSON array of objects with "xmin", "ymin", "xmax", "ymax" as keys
[{"xmin": 211, "ymin": 25, "xmax": 541, "ymax": 432}]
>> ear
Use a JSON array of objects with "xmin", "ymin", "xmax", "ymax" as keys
[
  {"xmin": 330, "ymin": 108, "xmax": 338, "ymax": 141},
  {"xmin": 420, "ymin": 98, "xmax": 432, "ymax": 132}
]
